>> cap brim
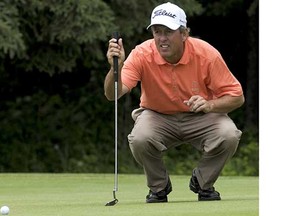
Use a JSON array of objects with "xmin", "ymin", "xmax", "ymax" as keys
[{"xmin": 146, "ymin": 21, "xmax": 180, "ymax": 30}]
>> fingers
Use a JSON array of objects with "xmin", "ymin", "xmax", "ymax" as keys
[
  {"xmin": 107, "ymin": 38, "xmax": 124, "ymax": 66},
  {"xmin": 183, "ymin": 95, "xmax": 201, "ymax": 107},
  {"xmin": 183, "ymin": 95, "xmax": 208, "ymax": 113},
  {"xmin": 107, "ymin": 38, "xmax": 121, "ymax": 56}
]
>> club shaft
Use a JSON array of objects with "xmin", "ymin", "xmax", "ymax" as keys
[
  {"xmin": 114, "ymin": 80, "xmax": 118, "ymax": 193},
  {"xmin": 113, "ymin": 31, "xmax": 119, "ymax": 196},
  {"xmin": 105, "ymin": 32, "xmax": 120, "ymax": 206}
]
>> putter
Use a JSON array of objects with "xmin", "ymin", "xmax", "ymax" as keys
[{"xmin": 105, "ymin": 32, "xmax": 120, "ymax": 206}]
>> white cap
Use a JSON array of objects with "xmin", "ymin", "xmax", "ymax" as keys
[{"xmin": 147, "ymin": 2, "xmax": 187, "ymax": 30}]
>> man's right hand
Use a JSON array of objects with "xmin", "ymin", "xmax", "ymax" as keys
[
  {"xmin": 104, "ymin": 37, "xmax": 128, "ymax": 101},
  {"xmin": 106, "ymin": 38, "xmax": 125, "ymax": 68}
]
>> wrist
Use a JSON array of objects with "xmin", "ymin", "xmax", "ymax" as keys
[{"xmin": 207, "ymin": 101, "xmax": 215, "ymax": 113}]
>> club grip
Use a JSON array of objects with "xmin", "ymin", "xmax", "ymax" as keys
[{"xmin": 112, "ymin": 32, "xmax": 120, "ymax": 82}]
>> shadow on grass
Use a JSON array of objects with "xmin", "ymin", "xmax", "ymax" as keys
[{"xmin": 168, "ymin": 196, "xmax": 258, "ymax": 204}]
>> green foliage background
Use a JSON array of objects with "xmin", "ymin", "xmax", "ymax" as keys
[{"xmin": 0, "ymin": 0, "xmax": 258, "ymax": 175}]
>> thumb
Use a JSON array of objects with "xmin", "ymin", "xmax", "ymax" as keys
[
  {"xmin": 183, "ymin": 100, "xmax": 190, "ymax": 106},
  {"xmin": 118, "ymin": 38, "xmax": 123, "ymax": 48}
]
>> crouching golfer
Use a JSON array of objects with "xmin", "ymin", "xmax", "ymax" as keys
[{"xmin": 104, "ymin": 2, "xmax": 244, "ymax": 203}]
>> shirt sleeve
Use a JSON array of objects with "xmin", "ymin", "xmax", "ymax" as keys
[
  {"xmin": 207, "ymin": 55, "xmax": 243, "ymax": 98},
  {"xmin": 121, "ymin": 49, "xmax": 142, "ymax": 91}
]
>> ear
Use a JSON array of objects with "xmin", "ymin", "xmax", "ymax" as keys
[
  {"xmin": 182, "ymin": 31, "xmax": 189, "ymax": 41},
  {"xmin": 182, "ymin": 35, "xmax": 187, "ymax": 41}
]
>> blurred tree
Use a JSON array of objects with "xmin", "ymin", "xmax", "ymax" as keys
[
  {"xmin": 0, "ymin": 0, "xmax": 115, "ymax": 75},
  {"xmin": 245, "ymin": 0, "xmax": 259, "ymax": 132}
]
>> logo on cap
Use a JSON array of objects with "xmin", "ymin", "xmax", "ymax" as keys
[{"xmin": 152, "ymin": 9, "xmax": 177, "ymax": 19}]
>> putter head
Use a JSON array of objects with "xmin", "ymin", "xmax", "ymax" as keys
[{"xmin": 105, "ymin": 198, "xmax": 118, "ymax": 206}]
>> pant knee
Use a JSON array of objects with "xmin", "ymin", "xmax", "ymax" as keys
[
  {"xmin": 128, "ymin": 132, "xmax": 167, "ymax": 162},
  {"xmin": 128, "ymin": 133, "xmax": 148, "ymax": 154},
  {"xmin": 204, "ymin": 127, "xmax": 242, "ymax": 155},
  {"xmin": 218, "ymin": 128, "xmax": 242, "ymax": 154}
]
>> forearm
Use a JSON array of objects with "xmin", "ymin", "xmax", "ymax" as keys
[
  {"xmin": 208, "ymin": 95, "xmax": 245, "ymax": 113},
  {"xmin": 104, "ymin": 67, "xmax": 122, "ymax": 101},
  {"xmin": 184, "ymin": 94, "xmax": 245, "ymax": 113}
]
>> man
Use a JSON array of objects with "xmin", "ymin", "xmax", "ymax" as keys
[{"xmin": 104, "ymin": 2, "xmax": 244, "ymax": 203}]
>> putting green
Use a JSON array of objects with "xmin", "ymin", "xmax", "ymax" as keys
[{"xmin": 0, "ymin": 174, "xmax": 258, "ymax": 216}]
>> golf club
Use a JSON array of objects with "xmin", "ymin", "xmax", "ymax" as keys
[{"xmin": 105, "ymin": 31, "xmax": 120, "ymax": 206}]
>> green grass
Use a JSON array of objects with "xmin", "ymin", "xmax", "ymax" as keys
[{"xmin": 0, "ymin": 174, "xmax": 258, "ymax": 216}]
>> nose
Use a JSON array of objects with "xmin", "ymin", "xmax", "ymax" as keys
[{"xmin": 158, "ymin": 33, "xmax": 168, "ymax": 41}]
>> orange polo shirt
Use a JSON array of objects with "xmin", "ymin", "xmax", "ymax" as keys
[{"xmin": 121, "ymin": 37, "xmax": 243, "ymax": 114}]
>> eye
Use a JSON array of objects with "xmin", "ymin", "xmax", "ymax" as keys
[
  {"xmin": 165, "ymin": 29, "xmax": 174, "ymax": 35},
  {"xmin": 152, "ymin": 29, "xmax": 160, "ymax": 36}
]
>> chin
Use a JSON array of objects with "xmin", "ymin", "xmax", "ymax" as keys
[{"xmin": 159, "ymin": 51, "xmax": 171, "ymax": 58}]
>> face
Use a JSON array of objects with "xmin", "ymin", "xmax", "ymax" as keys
[{"xmin": 151, "ymin": 25, "xmax": 188, "ymax": 64}]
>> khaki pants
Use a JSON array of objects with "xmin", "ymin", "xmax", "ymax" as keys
[{"xmin": 128, "ymin": 108, "xmax": 242, "ymax": 193}]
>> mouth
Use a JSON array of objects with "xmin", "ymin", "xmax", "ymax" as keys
[
  {"xmin": 160, "ymin": 44, "xmax": 169, "ymax": 48},
  {"xmin": 159, "ymin": 44, "xmax": 170, "ymax": 52}
]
